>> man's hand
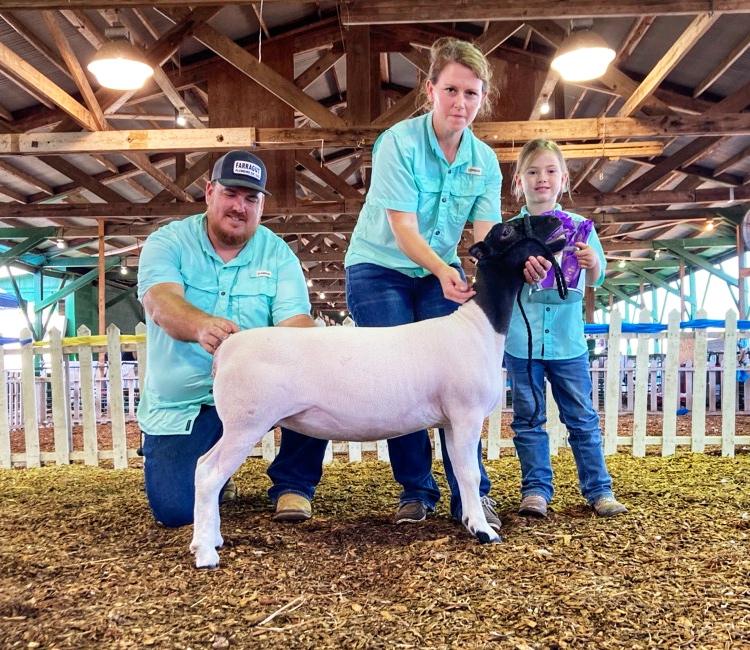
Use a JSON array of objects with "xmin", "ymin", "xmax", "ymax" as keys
[
  {"xmin": 196, "ymin": 316, "xmax": 240, "ymax": 355},
  {"xmin": 143, "ymin": 283, "xmax": 240, "ymax": 353}
]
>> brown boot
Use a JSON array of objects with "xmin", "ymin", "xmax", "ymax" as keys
[
  {"xmin": 273, "ymin": 494, "xmax": 312, "ymax": 522},
  {"xmin": 220, "ymin": 478, "xmax": 238, "ymax": 504}
]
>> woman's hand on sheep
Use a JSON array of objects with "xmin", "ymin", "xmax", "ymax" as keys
[
  {"xmin": 523, "ymin": 256, "xmax": 552, "ymax": 285},
  {"xmin": 197, "ymin": 316, "xmax": 240, "ymax": 355},
  {"xmin": 438, "ymin": 265, "xmax": 476, "ymax": 304}
]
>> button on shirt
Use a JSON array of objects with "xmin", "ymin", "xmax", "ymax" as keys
[
  {"xmin": 345, "ymin": 111, "xmax": 502, "ymax": 277},
  {"xmin": 505, "ymin": 206, "xmax": 605, "ymax": 360},
  {"xmin": 136, "ymin": 213, "xmax": 311, "ymax": 435}
]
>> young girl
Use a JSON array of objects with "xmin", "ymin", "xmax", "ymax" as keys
[{"xmin": 505, "ymin": 138, "xmax": 627, "ymax": 519}]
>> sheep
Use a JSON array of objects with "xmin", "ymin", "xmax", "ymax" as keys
[{"xmin": 190, "ymin": 214, "xmax": 566, "ymax": 568}]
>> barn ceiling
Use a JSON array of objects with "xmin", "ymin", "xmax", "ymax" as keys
[{"xmin": 0, "ymin": 0, "xmax": 748, "ymax": 317}]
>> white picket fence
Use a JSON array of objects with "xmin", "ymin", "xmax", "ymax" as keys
[{"xmin": 0, "ymin": 309, "xmax": 747, "ymax": 469}]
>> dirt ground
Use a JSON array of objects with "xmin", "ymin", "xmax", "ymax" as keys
[{"xmin": 1, "ymin": 416, "xmax": 750, "ymax": 649}]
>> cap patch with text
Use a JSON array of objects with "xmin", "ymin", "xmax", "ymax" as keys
[{"xmin": 211, "ymin": 150, "xmax": 272, "ymax": 196}]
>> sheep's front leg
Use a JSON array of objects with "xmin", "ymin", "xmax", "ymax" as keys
[
  {"xmin": 190, "ymin": 429, "xmax": 257, "ymax": 569},
  {"xmin": 443, "ymin": 424, "xmax": 501, "ymax": 544}
]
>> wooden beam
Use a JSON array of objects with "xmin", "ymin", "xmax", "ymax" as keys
[
  {"xmin": 0, "ymin": 10, "xmax": 71, "ymax": 79},
  {"xmin": 59, "ymin": 8, "xmax": 104, "ymax": 49},
  {"xmin": 599, "ymin": 66, "xmax": 672, "ymax": 115},
  {"xmin": 0, "ymin": 40, "xmax": 98, "ymax": 131},
  {"xmin": 0, "ymin": 191, "xmax": 746, "ymax": 224},
  {"xmin": 42, "ymin": 10, "xmax": 108, "ymax": 131},
  {"xmin": 343, "ymin": 1, "xmax": 750, "ymax": 24},
  {"xmin": 620, "ymin": 80, "xmax": 750, "ymax": 193},
  {"xmin": 294, "ymin": 42, "xmax": 344, "ymax": 91},
  {"xmin": 495, "ymin": 141, "xmax": 665, "ymax": 162},
  {"xmin": 0, "ymin": 159, "xmax": 54, "ymax": 195},
  {"xmin": 149, "ymin": 153, "xmax": 211, "ymax": 203},
  {"xmin": 617, "ymin": 12, "xmax": 720, "ymax": 117},
  {"xmin": 574, "ymin": 185, "xmax": 750, "ymax": 208},
  {"xmin": 162, "ymin": 7, "xmax": 345, "ymax": 129},
  {"xmin": 5, "ymin": 0, "xmax": 749, "ymax": 10},
  {"xmin": 693, "ymin": 30, "xmax": 750, "ymax": 98},
  {"xmin": 151, "ymin": 67, "xmax": 204, "ymax": 129},
  {"xmin": 3, "ymin": 112, "xmax": 750, "ymax": 156},
  {"xmin": 0, "ymin": 202, "xmax": 361, "ymax": 220},
  {"xmin": 38, "ymin": 156, "xmax": 127, "ymax": 203},
  {"xmin": 295, "ymin": 151, "xmax": 363, "ymax": 200}
]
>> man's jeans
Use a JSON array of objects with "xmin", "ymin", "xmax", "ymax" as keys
[
  {"xmin": 504, "ymin": 352, "xmax": 614, "ymax": 505},
  {"xmin": 142, "ymin": 404, "xmax": 225, "ymax": 527}
]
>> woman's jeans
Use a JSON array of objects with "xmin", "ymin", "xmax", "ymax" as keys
[
  {"xmin": 269, "ymin": 262, "xmax": 492, "ymax": 518},
  {"xmin": 346, "ymin": 262, "xmax": 491, "ymax": 518},
  {"xmin": 504, "ymin": 352, "xmax": 614, "ymax": 505}
]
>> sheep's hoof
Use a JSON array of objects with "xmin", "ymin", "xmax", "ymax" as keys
[
  {"xmin": 476, "ymin": 531, "xmax": 502, "ymax": 544},
  {"xmin": 193, "ymin": 547, "xmax": 221, "ymax": 569}
]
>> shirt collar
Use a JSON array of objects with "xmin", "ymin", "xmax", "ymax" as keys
[
  {"xmin": 520, "ymin": 203, "xmax": 563, "ymax": 217},
  {"xmin": 424, "ymin": 111, "xmax": 472, "ymax": 168}
]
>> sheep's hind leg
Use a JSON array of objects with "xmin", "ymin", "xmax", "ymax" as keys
[
  {"xmin": 443, "ymin": 424, "xmax": 501, "ymax": 544},
  {"xmin": 190, "ymin": 428, "xmax": 258, "ymax": 569}
]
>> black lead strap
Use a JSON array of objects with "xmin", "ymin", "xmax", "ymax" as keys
[{"xmin": 517, "ymin": 216, "xmax": 569, "ymax": 425}]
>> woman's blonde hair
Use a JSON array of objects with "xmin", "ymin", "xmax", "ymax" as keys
[
  {"xmin": 512, "ymin": 138, "xmax": 571, "ymax": 201},
  {"xmin": 416, "ymin": 37, "xmax": 494, "ymax": 118}
]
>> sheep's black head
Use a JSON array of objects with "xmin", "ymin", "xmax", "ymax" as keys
[{"xmin": 469, "ymin": 215, "xmax": 566, "ymax": 265}]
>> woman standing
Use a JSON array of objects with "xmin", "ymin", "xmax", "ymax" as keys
[
  {"xmin": 269, "ymin": 37, "xmax": 504, "ymax": 528},
  {"xmin": 344, "ymin": 37, "xmax": 502, "ymax": 527}
]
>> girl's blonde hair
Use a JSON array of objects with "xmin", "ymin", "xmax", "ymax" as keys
[
  {"xmin": 416, "ymin": 37, "xmax": 494, "ymax": 118},
  {"xmin": 512, "ymin": 138, "xmax": 571, "ymax": 201}
]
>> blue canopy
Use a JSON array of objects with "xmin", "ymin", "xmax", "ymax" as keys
[{"xmin": 0, "ymin": 291, "xmax": 19, "ymax": 309}]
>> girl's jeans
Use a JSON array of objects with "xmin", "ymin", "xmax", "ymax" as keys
[{"xmin": 504, "ymin": 352, "xmax": 614, "ymax": 505}]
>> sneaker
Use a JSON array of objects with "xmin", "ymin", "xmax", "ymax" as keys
[
  {"xmin": 394, "ymin": 502, "xmax": 428, "ymax": 524},
  {"xmin": 518, "ymin": 494, "xmax": 548, "ymax": 519},
  {"xmin": 273, "ymin": 493, "xmax": 312, "ymax": 522},
  {"xmin": 593, "ymin": 496, "xmax": 628, "ymax": 518},
  {"xmin": 220, "ymin": 478, "xmax": 238, "ymax": 504},
  {"xmin": 481, "ymin": 495, "xmax": 502, "ymax": 531}
]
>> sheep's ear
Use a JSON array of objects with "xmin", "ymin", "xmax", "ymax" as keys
[{"xmin": 469, "ymin": 241, "xmax": 490, "ymax": 261}]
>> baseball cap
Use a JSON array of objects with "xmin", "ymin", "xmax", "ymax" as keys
[{"xmin": 210, "ymin": 150, "xmax": 272, "ymax": 196}]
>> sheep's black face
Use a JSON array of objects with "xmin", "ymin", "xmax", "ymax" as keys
[{"xmin": 469, "ymin": 215, "xmax": 565, "ymax": 265}]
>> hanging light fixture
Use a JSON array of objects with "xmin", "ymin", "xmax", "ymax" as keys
[
  {"xmin": 87, "ymin": 25, "xmax": 153, "ymax": 91},
  {"xmin": 175, "ymin": 107, "xmax": 189, "ymax": 127},
  {"xmin": 539, "ymin": 95, "xmax": 551, "ymax": 115},
  {"xmin": 551, "ymin": 21, "xmax": 615, "ymax": 82}
]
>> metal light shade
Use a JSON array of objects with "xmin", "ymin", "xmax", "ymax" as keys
[
  {"xmin": 551, "ymin": 29, "xmax": 616, "ymax": 82},
  {"xmin": 87, "ymin": 38, "xmax": 153, "ymax": 91}
]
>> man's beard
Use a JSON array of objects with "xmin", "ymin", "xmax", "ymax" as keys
[{"xmin": 208, "ymin": 215, "xmax": 251, "ymax": 248}]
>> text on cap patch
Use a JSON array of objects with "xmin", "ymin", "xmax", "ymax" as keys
[{"xmin": 233, "ymin": 160, "xmax": 262, "ymax": 180}]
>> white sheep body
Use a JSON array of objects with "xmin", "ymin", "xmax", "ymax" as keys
[
  {"xmin": 190, "ymin": 216, "xmax": 564, "ymax": 568},
  {"xmin": 216, "ymin": 304, "xmax": 503, "ymax": 439}
]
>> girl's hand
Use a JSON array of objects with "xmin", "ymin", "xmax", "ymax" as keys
[
  {"xmin": 523, "ymin": 255, "xmax": 552, "ymax": 284},
  {"xmin": 574, "ymin": 242, "xmax": 597, "ymax": 269}
]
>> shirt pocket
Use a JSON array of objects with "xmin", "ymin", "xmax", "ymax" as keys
[
  {"xmin": 448, "ymin": 174, "xmax": 486, "ymax": 224},
  {"xmin": 183, "ymin": 277, "xmax": 219, "ymax": 315},
  {"xmin": 414, "ymin": 174, "xmax": 442, "ymax": 218},
  {"xmin": 232, "ymin": 276, "xmax": 276, "ymax": 328}
]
